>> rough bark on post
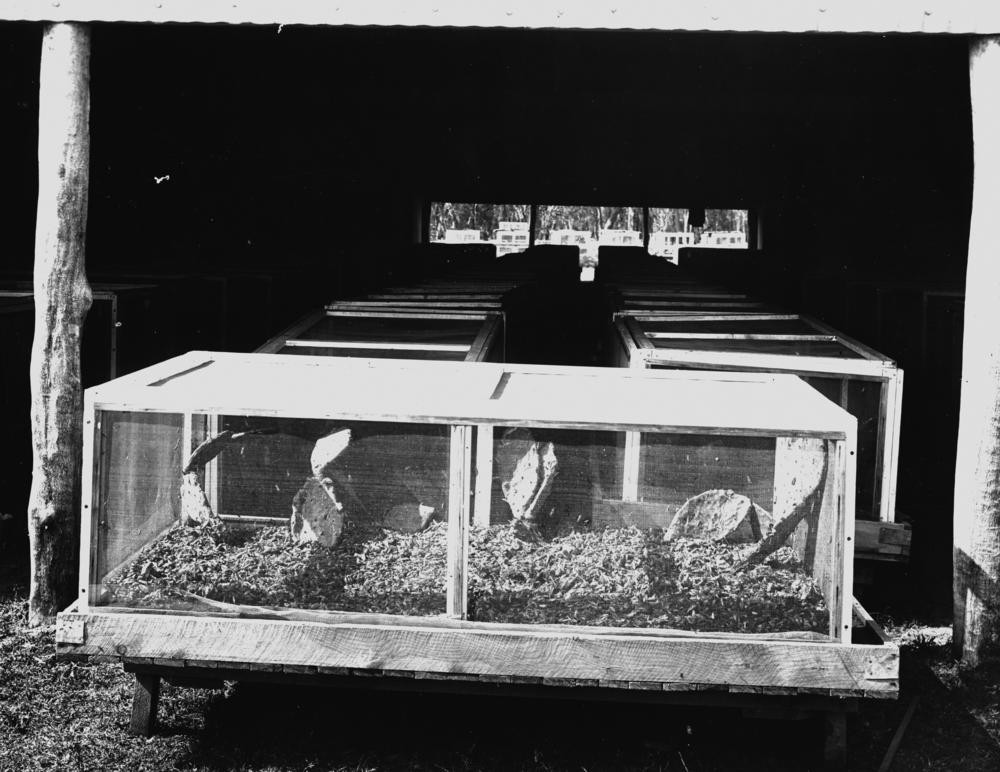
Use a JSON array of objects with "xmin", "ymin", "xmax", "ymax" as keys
[
  {"xmin": 28, "ymin": 23, "xmax": 93, "ymax": 626},
  {"xmin": 954, "ymin": 35, "xmax": 1000, "ymax": 666}
]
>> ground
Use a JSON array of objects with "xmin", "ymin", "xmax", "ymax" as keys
[{"xmin": 1, "ymin": 578, "xmax": 998, "ymax": 771}]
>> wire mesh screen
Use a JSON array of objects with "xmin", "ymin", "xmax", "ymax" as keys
[
  {"xmin": 96, "ymin": 414, "xmax": 450, "ymax": 617},
  {"xmin": 466, "ymin": 427, "xmax": 836, "ymax": 637},
  {"xmin": 805, "ymin": 376, "xmax": 881, "ymax": 521},
  {"xmin": 93, "ymin": 411, "xmax": 184, "ymax": 589}
]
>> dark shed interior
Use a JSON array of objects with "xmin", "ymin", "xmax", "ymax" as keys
[{"xmin": 1, "ymin": 23, "xmax": 974, "ymax": 614}]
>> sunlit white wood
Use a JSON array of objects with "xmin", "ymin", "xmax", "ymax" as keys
[{"xmin": 0, "ymin": 0, "xmax": 996, "ymax": 34}]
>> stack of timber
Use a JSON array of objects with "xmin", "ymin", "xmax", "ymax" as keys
[{"xmin": 603, "ymin": 259, "xmax": 908, "ymax": 565}]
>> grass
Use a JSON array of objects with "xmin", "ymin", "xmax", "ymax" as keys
[{"xmin": 1, "ymin": 581, "xmax": 998, "ymax": 771}]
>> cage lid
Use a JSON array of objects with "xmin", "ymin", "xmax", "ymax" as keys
[{"xmin": 87, "ymin": 351, "xmax": 854, "ymax": 438}]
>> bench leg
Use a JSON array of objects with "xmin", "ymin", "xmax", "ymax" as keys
[
  {"xmin": 823, "ymin": 710, "xmax": 847, "ymax": 771},
  {"xmin": 129, "ymin": 672, "xmax": 161, "ymax": 736}
]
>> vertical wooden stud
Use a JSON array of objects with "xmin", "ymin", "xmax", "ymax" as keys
[
  {"xmin": 840, "ymin": 436, "xmax": 858, "ymax": 644},
  {"xmin": 884, "ymin": 370, "xmax": 903, "ymax": 523},
  {"xmin": 77, "ymin": 394, "xmax": 97, "ymax": 612},
  {"xmin": 204, "ymin": 414, "xmax": 220, "ymax": 512},
  {"xmin": 447, "ymin": 425, "xmax": 472, "ymax": 618},
  {"xmin": 473, "ymin": 424, "xmax": 494, "ymax": 528}
]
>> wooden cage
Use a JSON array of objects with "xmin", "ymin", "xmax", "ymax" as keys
[
  {"xmin": 1, "ymin": 282, "xmax": 172, "ymax": 385},
  {"xmin": 256, "ymin": 308, "xmax": 504, "ymax": 363},
  {"xmin": 612, "ymin": 312, "xmax": 903, "ymax": 527},
  {"xmin": 56, "ymin": 352, "xmax": 896, "ymax": 705}
]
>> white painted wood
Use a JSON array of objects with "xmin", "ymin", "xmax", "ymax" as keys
[
  {"xmin": 283, "ymin": 339, "xmax": 471, "ymax": 353},
  {"xmin": 473, "ymin": 424, "xmax": 494, "ymax": 527},
  {"xmin": 324, "ymin": 309, "xmax": 489, "ymax": 321},
  {"xmin": 2, "ymin": 1, "xmax": 994, "ymax": 35},
  {"xmin": 85, "ymin": 353, "xmax": 854, "ymax": 439},
  {"xmin": 78, "ymin": 392, "xmax": 97, "ymax": 613},
  {"xmin": 840, "ymin": 436, "xmax": 858, "ymax": 643},
  {"xmin": 622, "ymin": 431, "xmax": 641, "ymax": 503},
  {"xmin": 446, "ymin": 425, "xmax": 472, "ymax": 618},
  {"xmin": 883, "ymin": 370, "xmax": 904, "ymax": 523},
  {"xmin": 204, "ymin": 414, "xmax": 220, "ymax": 512}
]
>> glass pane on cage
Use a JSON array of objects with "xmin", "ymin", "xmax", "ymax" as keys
[{"xmin": 96, "ymin": 414, "xmax": 451, "ymax": 618}]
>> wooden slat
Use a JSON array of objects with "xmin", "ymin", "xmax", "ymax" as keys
[
  {"xmin": 644, "ymin": 332, "xmax": 838, "ymax": 342},
  {"xmin": 839, "ymin": 437, "xmax": 857, "ymax": 643},
  {"xmin": 473, "ymin": 424, "xmax": 494, "ymax": 527},
  {"xmin": 642, "ymin": 347, "xmax": 893, "ymax": 378},
  {"xmin": 78, "ymin": 394, "xmax": 98, "ymax": 611},
  {"xmin": 883, "ymin": 371, "xmax": 904, "ymax": 523},
  {"xmin": 283, "ymin": 339, "xmax": 471, "ymax": 353},
  {"xmin": 626, "ymin": 313, "xmax": 801, "ymax": 322},
  {"xmin": 805, "ymin": 316, "xmax": 893, "ymax": 363},
  {"xmin": 624, "ymin": 317, "xmax": 654, "ymax": 350},
  {"xmin": 254, "ymin": 309, "xmax": 326, "ymax": 354},
  {"xmin": 464, "ymin": 314, "xmax": 503, "ymax": 363},
  {"xmin": 446, "ymin": 425, "xmax": 472, "ymax": 619},
  {"xmin": 324, "ymin": 309, "xmax": 489, "ymax": 321},
  {"xmin": 56, "ymin": 609, "xmax": 899, "ymax": 696}
]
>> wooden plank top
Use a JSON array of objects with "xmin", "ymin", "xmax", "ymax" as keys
[
  {"xmin": 2, "ymin": 1, "xmax": 997, "ymax": 34},
  {"xmin": 87, "ymin": 351, "xmax": 854, "ymax": 438}
]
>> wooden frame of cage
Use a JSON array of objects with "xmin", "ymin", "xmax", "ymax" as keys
[
  {"xmin": 1, "ymin": 284, "xmax": 155, "ymax": 382},
  {"xmin": 56, "ymin": 351, "xmax": 896, "ymax": 701},
  {"xmin": 255, "ymin": 308, "xmax": 505, "ymax": 363},
  {"xmin": 613, "ymin": 313, "xmax": 904, "ymax": 526}
]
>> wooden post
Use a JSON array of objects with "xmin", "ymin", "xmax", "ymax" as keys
[
  {"xmin": 128, "ymin": 673, "xmax": 161, "ymax": 737},
  {"xmin": 28, "ymin": 23, "xmax": 93, "ymax": 626},
  {"xmin": 954, "ymin": 35, "xmax": 1000, "ymax": 666}
]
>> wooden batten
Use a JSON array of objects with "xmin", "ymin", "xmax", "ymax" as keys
[{"xmin": 446, "ymin": 425, "xmax": 472, "ymax": 618}]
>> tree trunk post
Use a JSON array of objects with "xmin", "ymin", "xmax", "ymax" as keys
[
  {"xmin": 28, "ymin": 22, "xmax": 93, "ymax": 627},
  {"xmin": 954, "ymin": 35, "xmax": 1000, "ymax": 666}
]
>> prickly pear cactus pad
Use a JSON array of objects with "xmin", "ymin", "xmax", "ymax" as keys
[{"xmin": 102, "ymin": 521, "xmax": 829, "ymax": 635}]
